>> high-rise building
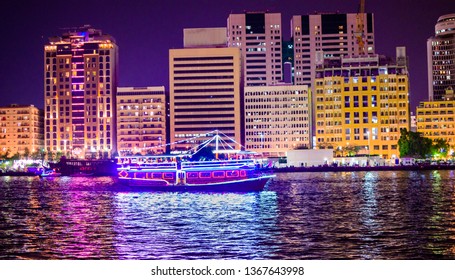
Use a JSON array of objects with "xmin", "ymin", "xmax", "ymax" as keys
[
  {"xmin": 44, "ymin": 25, "xmax": 118, "ymax": 159},
  {"xmin": 291, "ymin": 13, "xmax": 375, "ymax": 147},
  {"xmin": 0, "ymin": 104, "xmax": 44, "ymax": 156},
  {"xmin": 291, "ymin": 13, "xmax": 375, "ymax": 86},
  {"xmin": 244, "ymin": 85, "xmax": 311, "ymax": 157},
  {"xmin": 169, "ymin": 28, "xmax": 242, "ymax": 152},
  {"xmin": 314, "ymin": 47, "xmax": 410, "ymax": 160},
  {"xmin": 427, "ymin": 13, "xmax": 455, "ymax": 101},
  {"xmin": 116, "ymin": 87, "xmax": 166, "ymax": 156},
  {"xmin": 227, "ymin": 12, "xmax": 282, "ymax": 86}
]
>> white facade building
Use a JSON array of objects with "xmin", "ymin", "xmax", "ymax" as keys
[{"xmin": 244, "ymin": 84, "xmax": 311, "ymax": 157}]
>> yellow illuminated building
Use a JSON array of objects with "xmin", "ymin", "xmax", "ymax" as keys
[
  {"xmin": 314, "ymin": 48, "xmax": 410, "ymax": 160},
  {"xmin": 416, "ymin": 87, "xmax": 455, "ymax": 146},
  {"xmin": 0, "ymin": 105, "xmax": 44, "ymax": 156}
]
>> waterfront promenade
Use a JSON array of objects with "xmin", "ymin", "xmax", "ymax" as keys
[
  {"xmin": 272, "ymin": 163, "xmax": 455, "ymax": 173},
  {"xmin": 2, "ymin": 163, "xmax": 455, "ymax": 176}
]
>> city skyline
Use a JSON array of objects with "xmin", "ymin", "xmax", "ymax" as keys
[{"xmin": 0, "ymin": 0, "xmax": 453, "ymax": 112}]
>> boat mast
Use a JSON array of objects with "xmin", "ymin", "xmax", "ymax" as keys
[{"xmin": 215, "ymin": 130, "xmax": 219, "ymax": 159}]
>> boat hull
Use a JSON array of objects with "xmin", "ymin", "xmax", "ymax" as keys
[{"xmin": 117, "ymin": 175, "xmax": 274, "ymax": 192}]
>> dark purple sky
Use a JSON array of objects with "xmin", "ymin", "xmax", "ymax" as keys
[{"xmin": 0, "ymin": 0, "xmax": 453, "ymax": 113}]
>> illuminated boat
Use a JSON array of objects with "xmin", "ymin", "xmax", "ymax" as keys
[
  {"xmin": 39, "ymin": 168, "xmax": 62, "ymax": 177},
  {"xmin": 116, "ymin": 131, "xmax": 274, "ymax": 191},
  {"xmin": 116, "ymin": 158, "xmax": 274, "ymax": 192}
]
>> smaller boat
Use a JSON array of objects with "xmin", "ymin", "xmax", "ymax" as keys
[{"xmin": 40, "ymin": 168, "xmax": 61, "ymax": 177}]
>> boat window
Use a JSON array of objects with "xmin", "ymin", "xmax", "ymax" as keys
[
  {"xmin": 134, "ymin": 172, "xmax": 145, "ymax": 179},
  {"xmin": 187, "ymin": 172, "xmax": 198, "ymax": 178},
  {"xmin": 152, "ymin": 173, "xmax": 162, "ymax": 179},
  {"xmin": 239, "ymin": 170, "xmax": 247, "ymax": 177},
  {"xmin": 213, "ymin": 171, "xmax": 225, "ymax": 178},
  {"xmin": 226, "ymin": 170, "xmax": 239, "ymax": 177},
  {"xmin": 199, "ymin": 172, "xmax": 211, "ymax": 178},
  {"xmin": 164, "ymin": 173, "xmax": 174, "ymax": 179}
]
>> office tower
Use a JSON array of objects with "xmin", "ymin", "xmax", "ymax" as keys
[
  {"xmin": 0, "ymin": 104, "xmax": 44, "ymax": 156},
  {"xmin": 291, "ymin": 13, "xmax": 375, "ymax": 86},
  {"xmin": 314, "ymin": 47, "xmax": 410, "ymax": 160},
  {"xmin": 44, "ymin": 25, "xmax": 118, "ymax": 159},
  {"xmin": 227, "ymin": 12, "xmax": 282, "ymax": 86},
  {"xmin": 169, "ymin": 28, "xmax": 242, "ymax": 152},
  {"xmin": 116, "ymin": 87, "xmax": 166, "ymax": 156},
  {"xmin": 427, "ymin": 13, "xmax": 455, "ymax": 101},
  {"xmin": 417, "ymin": 87, "xmax": 455, "ymax": 146},
  {"xmin": 291, "ymin": 13, "xmax": 375, "ymax": 148},
  {"xmin": 244, "ymin": 85, "xmax": 310, "ymax": 156}
]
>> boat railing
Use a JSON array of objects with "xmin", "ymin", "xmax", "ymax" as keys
[
  {"xmin": 117, "ymin": 156, "xmax": 258, "ymax": 171},
  {"xmin": 118, "ymin": 162, "xmax": 178, "ymax": 171},
  {"xmin": 181, "ymin": 159, "xmax": 255, "ymax": 170}
]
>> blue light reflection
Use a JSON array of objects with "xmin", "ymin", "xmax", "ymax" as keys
[{"xmin": 113, "ymin": 191, "xmax": 278, "ymax": 259}]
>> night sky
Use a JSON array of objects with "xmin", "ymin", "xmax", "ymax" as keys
[{"xmin": 0, "ymin": 0, "xmax": 453, "ymax": 113}]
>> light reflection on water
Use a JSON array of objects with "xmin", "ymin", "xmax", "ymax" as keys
[
  {"xmin": 113, "ymin": 192, "xmax": 278, "ymax": 259},
  {"xmin": 0, "ymin": 171, "xmax": 455, "ymax": 259}
]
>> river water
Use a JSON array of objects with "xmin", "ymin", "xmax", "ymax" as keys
[{"xmin": 1, "ymin": 170, "xmax": 454, "ymax": 259}]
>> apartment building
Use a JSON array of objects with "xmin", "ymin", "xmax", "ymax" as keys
[
  {"xmin": 314, "ymin": 47, "xmax": 410, "ymax": 160},
  {"xmin": 116, "ymin": 87, "xmax": 166, "ymax": 156},
  {"xmin": 416, "ymin": 87, "xmax": 455, "ymax": 146},
  {"xmin": 0, "ymin": 105, "xmax": 44, "ymax": 156}
]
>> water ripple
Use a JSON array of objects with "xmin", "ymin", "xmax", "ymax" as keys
[{"xmin": 0, "ymin": 171, "xmax": 455, "ymax": 259}]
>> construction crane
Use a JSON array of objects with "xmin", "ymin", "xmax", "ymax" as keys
[{"xmin": 355, "ymin": 0, "xmax": 366, "ymax": 55}]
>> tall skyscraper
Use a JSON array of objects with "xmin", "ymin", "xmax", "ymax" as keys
[
  {"xmin": 427, "ymin": 13, "xmax": 455, "ymax": 101},
  {"xmin": 291, "ymin": 13, "xmax": 375, "ymax": 147},
  {"xmin": 291, "ymin": 13, "xmax": 375, "ymax": 86},
  {"xmin": 227, "ymin": 12, "xmax": 282, "ymax": 86},
  {"xmin": 44, "ymin": 25, "xmax": 118, "ymax": 158},
  {"xmin": 169, "ymin": 28, "xmax": 242, "ymax": 152},
  {"xmin": 116, "ymin": 87, "xmax": 166, "ymax": 156}
]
